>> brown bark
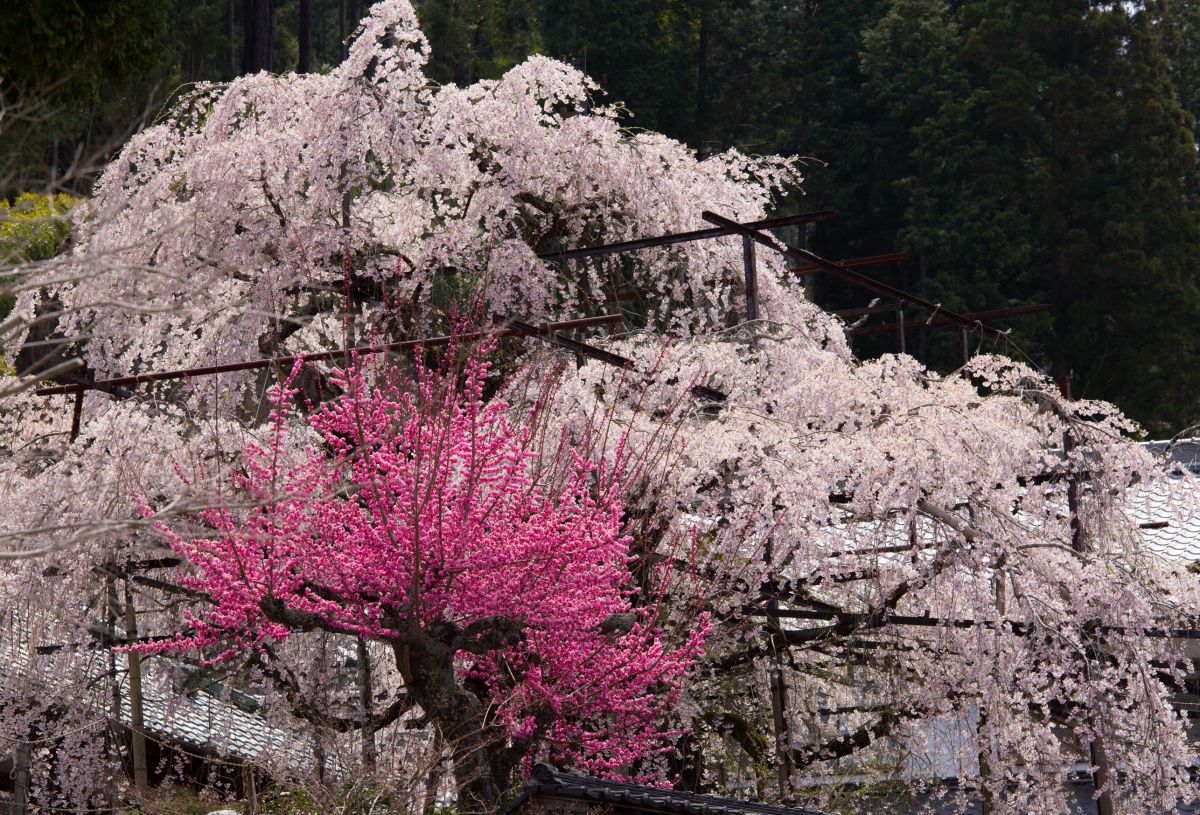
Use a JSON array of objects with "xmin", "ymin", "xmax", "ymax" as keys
[
  {"xmin": 259, "ymin": 594, "xmax": 511, "ymax": 808},
  {"xmin": 392, "ymin": 635, "xmax": 499, "ymax": 814},
  {"xmin": 791, "ymin": 709, "xmax": 902, "ymax": 769}
]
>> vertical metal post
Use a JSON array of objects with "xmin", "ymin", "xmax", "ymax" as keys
[
  {"xmin": 13, "ymin": 737, "xmax": 31, "ymax": 815},
  {"xmin": 961, "ymin": 327, "xmax": 970, "ymax": 366},
  {"xmin": 895, "ymin": 300, "xmax": 907, "ymax": 354},
  {"xmin": 1059, "ymin": 374, "xmax": 1113, "ymax": 815},
  {"xmin": 767, "ymin": 601, "xmax": 793, "ymax": 801},
  {"xmin": 358, "ymin": 637, "xmax": 377, "ymax": 769},
  {"xmin": 69, "ymin": 362, "xmax": 89, "ymax": 442},
  {"xmin": 742, "ymin": 235, "xmax": 758, "ymax": 322}
]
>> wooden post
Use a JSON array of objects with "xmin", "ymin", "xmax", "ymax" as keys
[
  {"xmin": 960, "ymin": 327, "xmax": 970, "ymax": 366},
  {"xmin": 422, "ymin": 728, "xmax": 445, "ymax": 815},
  {"xmin": 123, "ymin": 579, "xmax": 149, "ymax": 793},
  {"xmin": 895, "ymin": 300, "xmax": 907, "ymax": 354},
  {"xmin": 69, "ymin": 362, "xmax": 89, "ymax": 442},
  {"xmin": 244, "ymin": 763, "xmax": 259, "ymax": 814},
  {"xmin": 107, "ymin": 574, "xmax": 123, "ymax": 811}
]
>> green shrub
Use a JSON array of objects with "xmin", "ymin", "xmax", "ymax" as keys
[
  {"xmin": 0, "ymin": 191, "xmax": 78, "ymax": 320},
  {"xmin": 0, "ymin": 191, "xmax": 78, "ymax": 262}
]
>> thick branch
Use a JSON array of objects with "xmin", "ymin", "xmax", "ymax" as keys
[
  {"xmin": 791, "ymin": 709, "xmax": 902, "ymax": 769},
  {"xmin": 257, "ymin": 646, "xmax": 411, "ymax": 733},
  {"xmin": 452, "ymin": 615, "xmax": 525, "ymax": 655}
]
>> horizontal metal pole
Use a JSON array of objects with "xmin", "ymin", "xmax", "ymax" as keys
[
  {"xmin": 835, "ymin": 302, "xmax": 907, "ymax": 319},
  {"xmin": 537, "ymin": 209, "xmax": 836, "ymax": 262},
  {"xmin": 789, "ymin": 251, "xmax": 908, "ymax": 276},
  {"xmin": 35, "ymin": 314, "xmax": 624, "ymax": 396},
  {"xmin": 508, "ymin": 319, "xmax": 727, "ymax": 403},
  {"xmin": 846, "ymin": 304, "xmax": 1049, "ymax": 337},
  {"xmin": 753, "ymin": 607, "xmax": 1200, "ymax": 641}
]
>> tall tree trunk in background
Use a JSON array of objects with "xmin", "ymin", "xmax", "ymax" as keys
[
  {"xmin": 298, "ymin": 0, "xmax": 312, "ymax": 72},
  {"xmin": 340, "ymin": 0, "xmax": 348, "ymax": 59},
  {"xmin": 242, "ymin": 0, "xmax": 257, "ymax": 73},
  {"xmin": 268, "ymin": 1, "xmax": 276, "ymax": 68},
  {"xmin": 242, "ymin": 0, "xmax": 273, "ymax": 74},
  {"xmin": 694, "ymin": 0, "xmax": 712, "ymax": 148},
  {"xmin": 227, "ymin": 0, "xmax": 238, "ymax": 75}
]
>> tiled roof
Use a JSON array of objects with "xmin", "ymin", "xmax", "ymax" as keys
[
  {"xmin": 2, "ymin": 616, "xmax": 313, "ymax": 773},
  {"xmin": 115, "ymin": 660, "xmax": 314, "ymax": 771},
  {"xmin": 505, "ymin": 764, "xmax": 838, "ymax": 815},
  {"xmin": 1129, "ymin": 439, "xmax": 1200, "ymax": 563},
  {"xmin": 1144, "ymin": 439, "xmax": 1200, "ymax": 475}
]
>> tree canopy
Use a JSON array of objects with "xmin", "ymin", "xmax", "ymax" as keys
[
  {"xmin": 4, "ymin": 4, "xmax": 1200, "ymax": 814},
  {"xmin": 8, "ymin": 0, "xmax": 1200, "ymax": 431}
]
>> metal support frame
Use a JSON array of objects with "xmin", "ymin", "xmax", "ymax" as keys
[
  {"xmin": 508, "ymin": 320, "xmax": 727, "ymax": 402},
  {"xmin": 537, "ymin": 209, "xmax": 836, "ymax": 262},
  {"xmin": 28, "ymin": 206, "xmax": 1088, "ymax": 808},
  {"xmin": 847, "ymin": 304, "xmax": 1050, "ymax": 338},
  {"xmin": 788, "ymin": 251, "xmax": 909, "ymax": 276},
  {"xmin": 701, "ymin": 210, "xmax": 1011, "ymax": 343},
  {"xmin": 37, "ymin": 315, "xmax": 623, "ymax": 397}
]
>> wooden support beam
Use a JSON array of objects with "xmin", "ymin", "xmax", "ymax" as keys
[{"xmin": 12, "ymin": 737, "xmax": 31, "ymax": 815}]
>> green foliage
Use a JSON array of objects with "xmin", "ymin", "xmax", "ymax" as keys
[
  {"xmin": 0, "ymin": 1, "xmax": 170, "ymax": 104},
  {"xmin": 261, "ymin": 782, "xmax": 410, "ymax": 815},
  {"xmin": 418, "ymin": 0, "xmax": 544, "ymax": 85},
  {"xmin": 0, "ymin": 192, "xmax": 79, "ymax": 322},
  {"xmin": 0, "ymin": 193, "xmax": 79, "ymax": 263},
  {"xmin": 0, "ymin": 1, "xmax": 173, "ymax": 197},
  {"xmin": 118, "ymin": 783, "xmax": 235, "ymax": 815}
]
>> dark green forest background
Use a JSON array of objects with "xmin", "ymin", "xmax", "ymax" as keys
[{"xmin": 5, "ymin": 0, "xmax": 1200, "ymax": 435}]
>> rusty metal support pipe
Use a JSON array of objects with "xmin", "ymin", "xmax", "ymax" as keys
[{"xmin": 36, "ymin": 315, "xmax": 624, "ymax": 396}]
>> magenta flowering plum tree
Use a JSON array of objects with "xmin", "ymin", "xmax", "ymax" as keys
[{"xmin": 141, "ymin": 345, "xmax": 707, "ymax": 810}]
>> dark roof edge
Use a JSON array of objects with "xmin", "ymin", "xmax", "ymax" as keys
[{"xmin": 502, "ymin": 764, "xmax": 837, "ymax": 815}]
